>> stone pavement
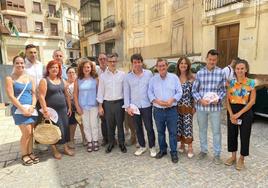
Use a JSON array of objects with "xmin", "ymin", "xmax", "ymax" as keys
[{"xmin": 0, "ymin": 109, "xmax": 268, "ymax": 188}]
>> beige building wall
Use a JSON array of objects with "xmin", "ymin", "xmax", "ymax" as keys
[
  {"xmin": 125, "ymin": 0, "xmax": 203, "ymax": 66},
  {"xmin": 202, "ymin": 0, "xmax": 268, "ymax": 75}
]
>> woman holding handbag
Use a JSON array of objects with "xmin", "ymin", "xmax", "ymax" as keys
[
  {"xmin": 5, "ymin": 56, "xmax": 39, "ymax": 166},
  {"xmin": 176, "ymin": 56, "xmax": 195, "ymax": 158},
  {"xmin": 39, "ymin": 60, "xmax": 74, "ymax": 159}
]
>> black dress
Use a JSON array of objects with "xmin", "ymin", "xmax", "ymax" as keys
[{"xmin": 45, "ymin": 77, "xmax": 70, "ymax": 144}]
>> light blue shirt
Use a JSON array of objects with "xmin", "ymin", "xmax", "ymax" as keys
[
  {"xmin": 148, "ymin": 73, "xmax": 182, "ymax": 108},
  {"xmin": 123, "ymin": 69, "xmax": 153, "ymax": 109},
  {"xmin": 61, "ymin": 64, "xmax": 68, "ymax": 80},
  {"xmin": 78, "ymin": 78, "xmax": 98, "ymax": 110}
]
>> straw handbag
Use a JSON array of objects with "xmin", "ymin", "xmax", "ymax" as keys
[{"xmin": 34, "ymin": 120, "xmax": 62, "ymax": 145}]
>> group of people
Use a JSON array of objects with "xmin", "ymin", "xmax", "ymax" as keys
[{"xmin": 6, "ymin": 45, "xmax": 256, "ymax": 171}]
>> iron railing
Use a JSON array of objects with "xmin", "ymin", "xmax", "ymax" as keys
[
  {"xmin": 205, "ymin": 0, "xmax": 248, "ymax": 12},
  {"xmin": 103, "ymin": 15, "xmax": 116, "ymax": 30}
]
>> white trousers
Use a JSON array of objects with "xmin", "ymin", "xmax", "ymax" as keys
[{"xmin": 82, "ymin": 107, "xmax": 99, "ymax": 142}]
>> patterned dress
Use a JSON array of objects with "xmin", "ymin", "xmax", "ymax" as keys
[{"xmin": 177, "ymin": 80, "xmax": 194, "ymax": 144}]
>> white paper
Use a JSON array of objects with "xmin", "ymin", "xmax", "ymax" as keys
[
  {"xmin": 203, "ymin": 92, "xmax": 219, "ymax": 103},
  {"xmin": 14, "ymin": 104, "xmax": 38, "ymax": 116},
  {"xmin": 39, "ymin": 107, "xmax": 59, "ymax": 123}
]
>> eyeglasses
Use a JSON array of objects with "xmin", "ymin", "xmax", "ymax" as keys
[
  {"xmin": 108, "ymin": 61, "xmax": 117, "ymax": 63},
  {"xmin": 99, "ymin": 58, "xmax": 106, "ymax": 60}
]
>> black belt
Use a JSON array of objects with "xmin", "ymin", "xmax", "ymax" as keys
[
  {"xmin": 155, "ymin": 106, "xmax": 176, "ymax": 110},
  {"xmin": 104, "ymin": 99, "xmax": 123, "ymax": 104}
]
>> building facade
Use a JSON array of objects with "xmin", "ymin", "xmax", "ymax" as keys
[
  {"xmin": 202, "ymin": 0, "xmax": 268, "ymax": 75},
  {"xmin": 124, "ymin": 0, "xmax": 203, "ymax": 67},
  {"xmin": 79, "ymin": 0, "xmax": 126, "ymax": 66},
  {"xmin": 0, "ymin": 0, "xmax": 80, "ymax": 65}
]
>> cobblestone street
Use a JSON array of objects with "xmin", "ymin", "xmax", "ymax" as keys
[{"xmin": 0, "ymin": 110, "xmax": 267, "ymax": 188}]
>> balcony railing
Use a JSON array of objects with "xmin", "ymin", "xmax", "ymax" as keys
[
  {"xmin": 205, "ymin": 0, "xmax": 248, "ymax": 12},
  {"xmin": 103, "ymin": 15, "xmax": 115, "ymax": 30},
  {"xmin": 85, "ymin": 21, "xmax": 100, "ymax": 34},
  {"xmin": 46, "ymin": 11, "xmax": 61, "ymax": 19}
]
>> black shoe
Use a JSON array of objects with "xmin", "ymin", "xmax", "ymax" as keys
[
  {"xmin": 105, "ymin": 144, "xmax": 114, "ymax": 153},
  {"xmin": 155, "ymin": 151, "xmax": 167, "ymax": 159},
  {"xmin": 171, "ymin": 154, "xmax": 179, "ymax": 163},
  {"xmin": 101, "ymin": 140, "xmax": 108, "ymax": 147},
  {"xmin": 119, "ymin": 144, "xmax": 127, "ymax": 153}
]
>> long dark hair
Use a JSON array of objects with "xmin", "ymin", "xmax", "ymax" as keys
[{"xmin": 176, "ymin": 56, "xmax": 192, "ymax": 80}]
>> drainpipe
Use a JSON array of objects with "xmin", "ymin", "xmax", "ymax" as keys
[{"xmin": 254, "ymin": 0, "xmax": 260, "ymax": 60}]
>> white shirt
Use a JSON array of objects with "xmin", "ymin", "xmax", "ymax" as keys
[
  {"xmin": 97, "ymin": 69, "xmax": 125, "ymax": 103},
  {"xmin": 24, "ymin": 58, "xmax": 44, "ymax": 87},
  {"xmin": 222, "ymin": 65, "xmax": 234, "ymax": 81},
  {"xmin": 96, "ymin": 65, "xmax": 107, "ymax": 76}
]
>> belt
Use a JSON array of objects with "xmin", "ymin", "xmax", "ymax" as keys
[
  {"xmin": 155, "ymin": 106, "xmax": 176, "ymax": 110},
  {"xmin": 103, "ymin": 99, "xmax": 123, "ymax": 104}
]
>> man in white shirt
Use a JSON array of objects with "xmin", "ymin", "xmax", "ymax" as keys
[
  {"xmin": 24, "ymin": 44, "xmax": 47, "ymax": 151},
  {"xmin": 97, "ymin": 53, "xmax": 127, "ymax": 153},
  {"xmin": 222, "ymin": 58, "xmax": 239, "ymax": 82}
]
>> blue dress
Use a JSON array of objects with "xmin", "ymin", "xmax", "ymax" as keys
[{"xmin": 11, "ymin": 81, "xmax": 37, "ymax": 125}]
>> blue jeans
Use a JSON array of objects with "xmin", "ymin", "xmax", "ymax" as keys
[
  {"xmin": 153, "ymin": 107, "xmax": 178, "ymax": 155},
  {"xmin": 197, "ymin": 110, "xmax": 222, "ymax": 157}
]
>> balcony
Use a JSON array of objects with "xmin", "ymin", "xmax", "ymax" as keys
[
  {"xmin": 204, "ymin": 0, "xmax": 250, "ymax": 17},
  {"xmin": 103, "ymin": 15, "xmax": 116, "ymax": 30},
  {"xmin": 46, "ymin": 11, "xmax": 61, "ymax": 21},
  {"xmin": 84, "ymin": 21, "xmax": 100, "ymax": 34}
]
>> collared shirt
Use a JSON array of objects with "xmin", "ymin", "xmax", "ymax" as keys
[
  {"xmin": 222, "ymin": 65, "xmax": 234, "ymax": 81},
  {"xmin": 24, "ymin": 58, "xmax": 44, "ymax": 87},
  {"xmin": 227, "ymin": 78, "xmax": 255, "ymax": 105},
  {"xmin": 123, "ymin": 69, "xmax": 153, "ymax": 109},
  {"xmin": 148, "ymin": 72, "xmax": 182, "ymax": 108},
  {"xmin": 61, "ymin": 64, "xmax": 68, "ymax": 80},
  {"xmin": 192, "ymin": 66, "xmax": 226, "ymax": 111},
  {"xmin": 96, "ymin": 65, "xmax": 107, "ymax": 76},
  {"xmin": 97, "ymin": 69, "xmax": 125, "ymax": 103}
]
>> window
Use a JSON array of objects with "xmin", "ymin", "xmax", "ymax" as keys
[
  {"xmin": 151, "ymin": 0, "xmax": 165, "ymax": 20},
  {"xmin": 173, "ymin": 0, "xmax": 185, "ymax": 10},
  {"xmin": 33, "ymin": 2, "xmax": 41, "ymax": 13},
  {"xmin": 6, "ymin": 16, "xmax": 27, "ymax": 33},
  {"xmin": 133, "ymin": 0, "xmax": 144, "ymax": 25},
  {"xmin": 171, "ymin": 21, "xmax": 184, "ymax": 55},
  {"xmin": 50, "ymin": 23, "xmax": 58, "ymax": 36},
  {"xmin": 48, "ymin": 4, "xmax": 56, "ymax": 15},
  {"xmin": 69, "ymin": 51, "xmax": 73, "ymax": 58},
  {"xmin": 35, "ymin": 22, "xmax": 43, "ymax": 32},
  {"xmin": 67, "ymin": 20, "xmax": 72, "ymax": 33},
  {"xmin": 84, "ymin": 47, "xmax": 88, "ymax": 57},
  {"xmin": 1, "ymin": 0, "xmax": 25, "ymax": 11},
  {"xmin": 68, "ymin": 8, "xmax": 72, "ymax": 15}
]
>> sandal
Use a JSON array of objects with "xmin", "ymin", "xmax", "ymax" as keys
[
  {"xmin": 87, "ymin": 142, "xmax": 93, "ymax": 152},
  {"xmin": 28, "ymin": 153, "xmax": 40, "ymax": 164},
  {"xmin": 21, "ymin": 154, "xmax": 33, "ymax": 166},
  {"xmin": 93, "ymin": 141, "xmax": 99, "ymax": 151}
]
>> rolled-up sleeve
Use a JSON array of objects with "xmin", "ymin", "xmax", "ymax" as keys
[
  {"xmin": 192, "ymin": 73, "xmax": 202, "ymax": 102},
  {"xmin": 173, "ymin": 76, "xmax": 182, "ymax": 101},
  {"xmin": 123, "ymin": 76, "xmax": 130, "ymax": 108},
  {"xmin": 97, "ymin": 75, "xmax": 105, "ymax": 103},
  {"xmin": 148, "ymin": 77, "xmax": 156, "ymax": 103}
]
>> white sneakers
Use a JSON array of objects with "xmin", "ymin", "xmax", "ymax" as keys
[
  {"xmin": 149, "ymin": 147, "xmax": 157, "ymax": 158},
  {"xmin": 134, "ymin": 147, "xmax": 147, "ymax": 156},
  {"xmin": 134, "ymin": 147, "xmax": 157, "ymax": 158}
]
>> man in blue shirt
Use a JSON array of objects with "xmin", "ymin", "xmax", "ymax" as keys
[
  {"xmin": 192, "ymin": 49, "xmax": 226, "ymax": 165},
  {"xmin": 123, "ymin": 54, "xmax": 156, "ymax": 157},
  {"xmin": 148, "ymin": 58, "xmax": 182, "ymax": 163},
  {"xmin": 53, "ymin": 49, "xmax": 68, "ymax": 80}
]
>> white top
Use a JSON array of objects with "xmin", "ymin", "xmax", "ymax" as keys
[
  {"xmin": 97, "ymin": 69, "xmax": 125, "ymax": 103},
  {"xmin": 24, "ymin": 58, "xmax": 44, "ymax": 87},
  {"xmin": 96, "ymin": 65, "xmax": 107, "ymax": 76},
  {"xmin": 67, "ymin": 82, "xmax": 74, "ymax": 99},
  {"xmin": 222, "ymin": 65, "xmax": 234, "ymax": 81}
]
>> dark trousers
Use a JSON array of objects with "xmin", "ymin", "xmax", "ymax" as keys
[
  {"xmin": 103, "ymin": 99, "xmax": 125, "ymax": 145},
  {"xmin": 133, "ymin": 106, "xmax": 155, "ymax": 148},
  {"xmin": 100, "ymin": 112, "xmax": 108, "ymax": 142},
  {"xmin": 227, "ymin": 104, "xmax": 253, "ymax": 156},
  {"xmin": 153, "ymin": 107, "xmax": 178, "ymax": 155}
]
